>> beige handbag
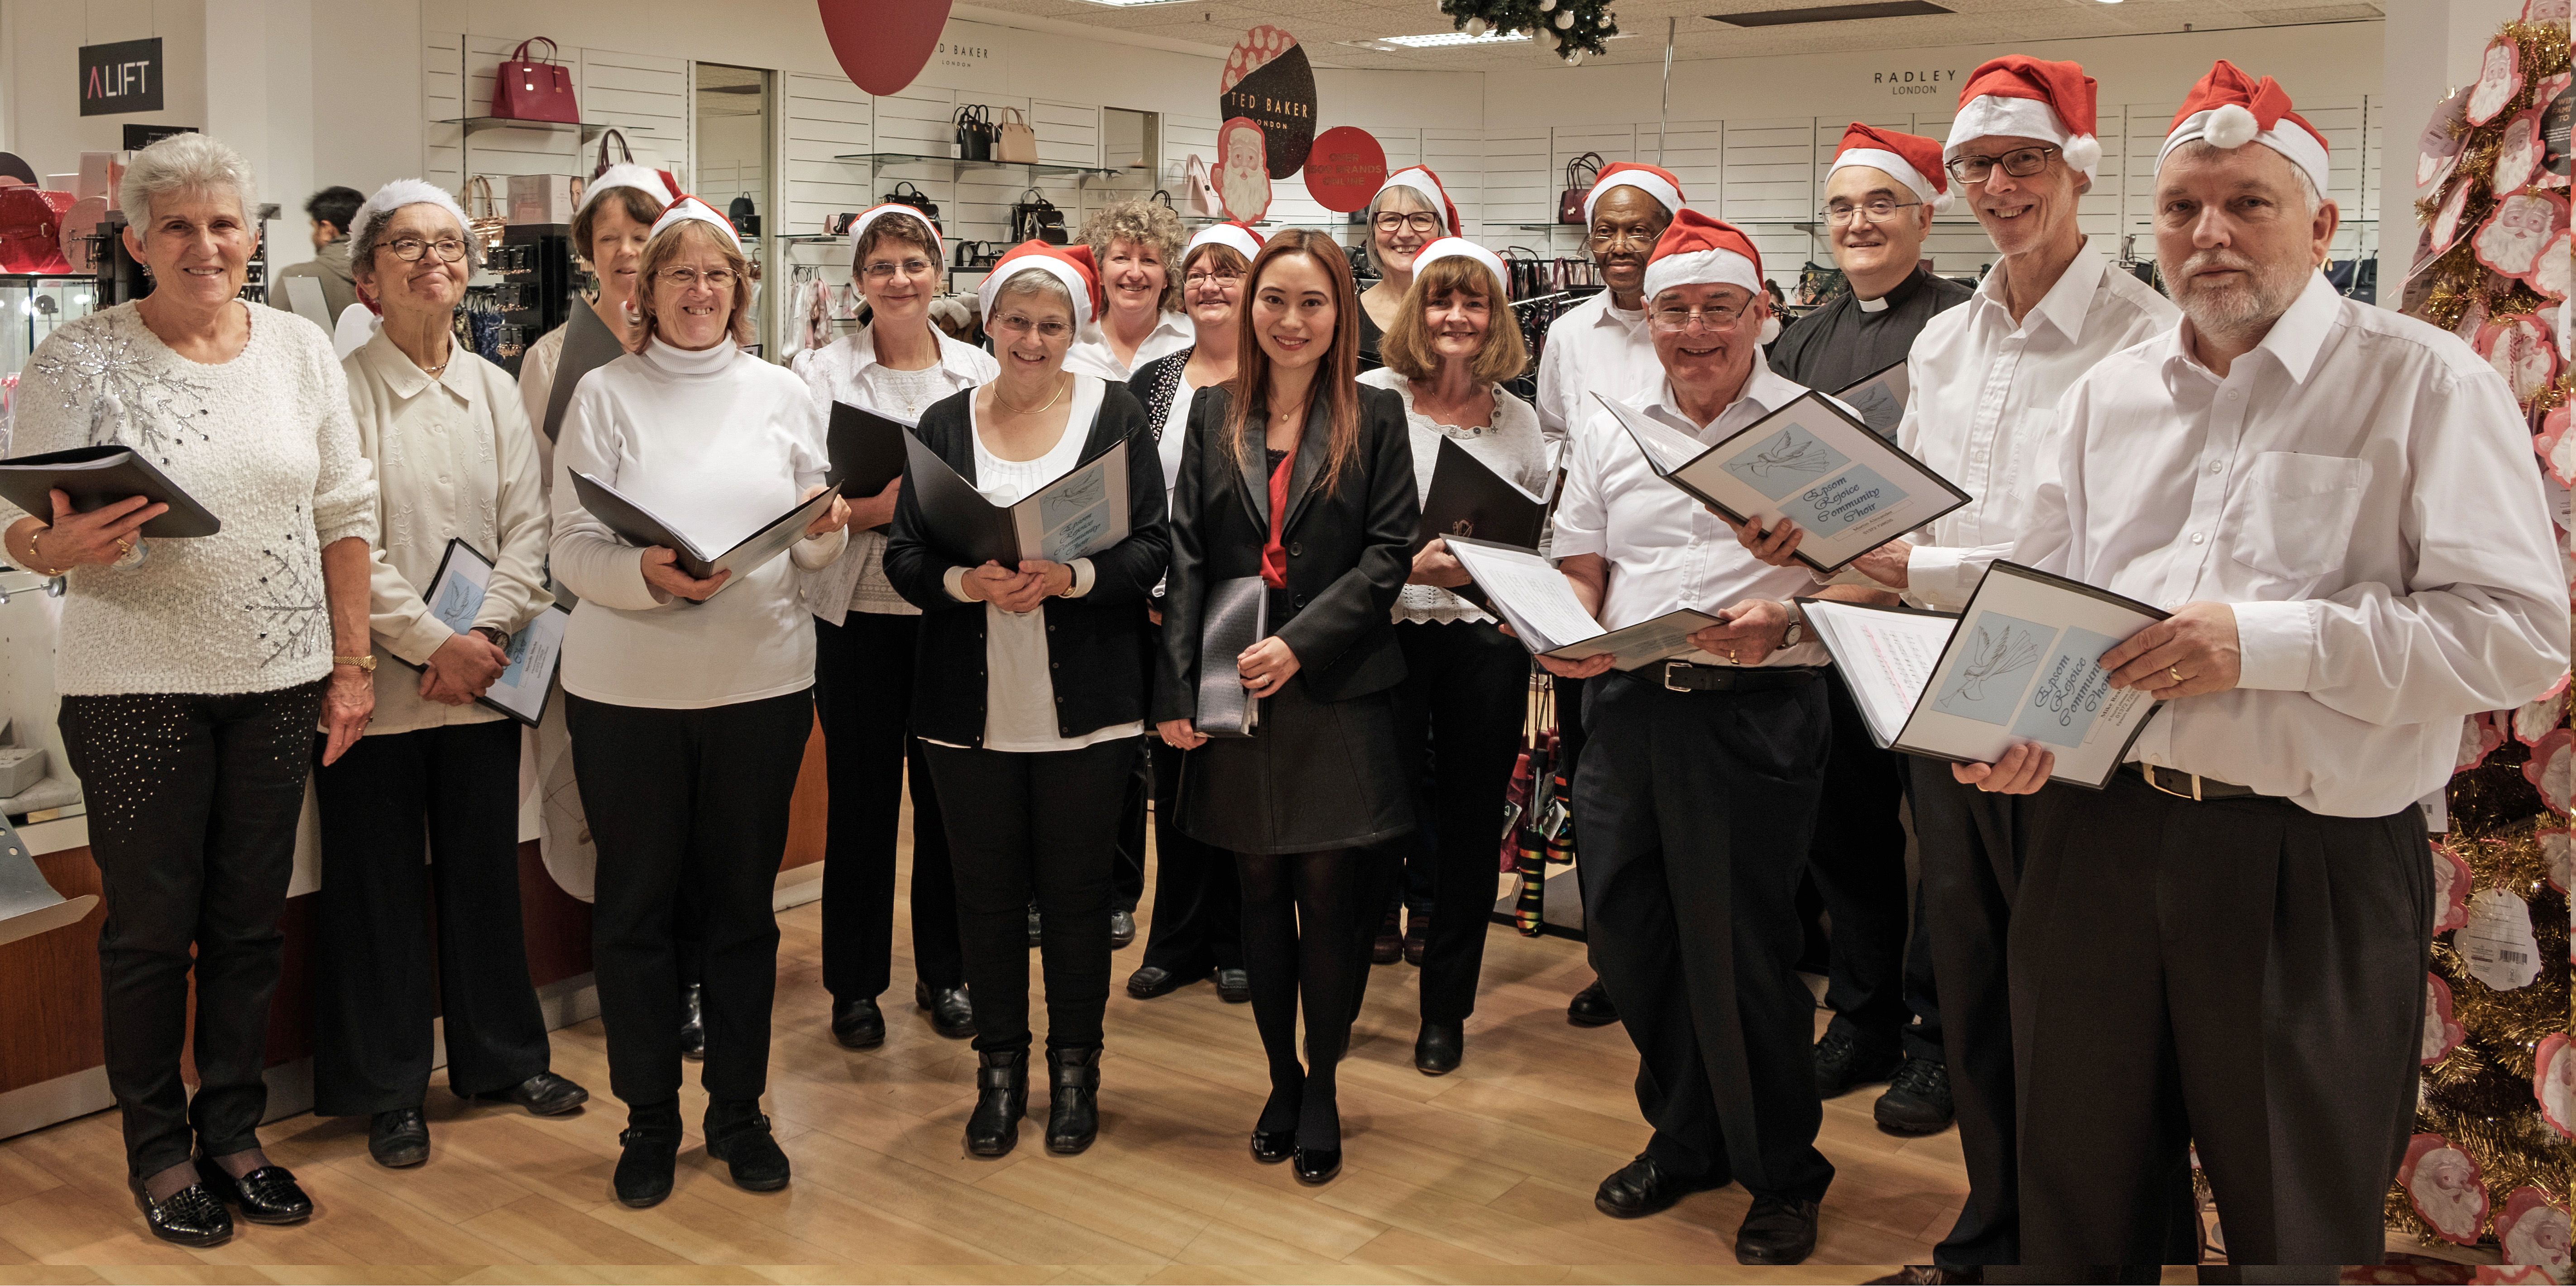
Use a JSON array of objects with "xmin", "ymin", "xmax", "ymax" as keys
[
  {"xmin": 465, "ymin": 176, "xmax": 508, "ymax": 253},
  {"xmin": 996, "ymin": 107, "xmax": 1039, "ymax": 165}
]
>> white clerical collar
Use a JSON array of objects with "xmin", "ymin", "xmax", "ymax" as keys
[{"xmin": 1856, "ymin": 294, "xmax": 1890, "ymax": 313}]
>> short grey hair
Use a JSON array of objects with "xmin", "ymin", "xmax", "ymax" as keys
[{"xmin": 118, "ymin": 133, "xmax": 256, "ymax": 235}]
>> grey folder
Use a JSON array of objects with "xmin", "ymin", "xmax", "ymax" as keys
[{"xmin": 1194, "ymin": 575, "xmax": 1269, "ymax": 738}]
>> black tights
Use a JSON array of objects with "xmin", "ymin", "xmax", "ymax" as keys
[{"xmin": 1236, "ymin": 847, "xmax": 1389, "ymax": 1150}]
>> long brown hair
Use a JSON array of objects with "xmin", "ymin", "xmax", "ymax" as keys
[{"xmin": 1225, "ymin": 229, "xmax": 1362, "ymax": 496}]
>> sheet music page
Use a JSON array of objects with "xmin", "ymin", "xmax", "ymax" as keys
[
  {"xmin": 1445, "ymin": 540, "xmax": 1602, "ymax": 652},
  {"xmin": 1804, "ymin": 602, "xmax": 1952, "ymax": 743}
]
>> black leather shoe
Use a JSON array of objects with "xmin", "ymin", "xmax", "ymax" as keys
[
  {"xmin": 1814, "ymin": 1030, "xmax": 1901, "ymax": 1100},
  {"xmin": 1734, "ymin": 1195, "xmax": 1821, "ymax": 1265},
  {"xmin": 130, "ymin": 1178, "xmax": 231, "ymax": 1247},
  {"xmin": 477, "ymin": 1071, "xmax": 589, "ymax": 1117},
  {"xmin": 832, "ymin": 996, "xmax": 886, "ymax": 1048},
  {"xmin": 369, "ymin": 1107, "xmax": 430, "ymax": 1168},
  {"xmin": 1108, "ymin": 908, "xmax": 1136, "ymax": 948},
  {"xmin": 965, "ymin": 1049, "xmax": 1027, "ymax": 1157},
  {"xmin": 1044, "ymin": 1046, "xmax": 1101, "ymax": 1154},
  {"xmin": 1026, "ymin": 905, "xmax": 1043, "ymax": 947},
  {"xmin": 915, "ymin": 983, "xmax": 975, "ymax": 1039},
  {"xmin": 704, "ymin": 1103, "xmax": 791, "ymax": 1192},
  {"xmin": 1567, "ymin": 979, "xmax": 1619, "ymax": 1027},
  {"xmin": 1292, "ymin": 1147, "xmax": 1342, "ymax": 1185},
  {"xmin": 1414, "ymin": 1021, "xmax": 1462, "ymax": 1076},
  {"xmin": 1215, "ymin": 968, "xmax": 1251, "ymax": 1003},
  {"xmin": 613, "ymin": 1128, "xmax": 680, "ymax": 1207},
  {"xmin": 1125, "ymin": 965, "xmax": 1200, "ymax": 999},
  {"xmin": 194, "ymin": 1155, "xmax": 312, "ymax": 1224},
  {"xmin": 1370, "ymin": 907, "xmax": 1402, "ymax": 964},
  {"xmin": 1249, "ymin": 1129, "xmax": 1294, "ymax": 1163},
  {"xmin": 1402, "ymin": 911, "xmax": 1429, "ymax": 966},
  {"xmin": 1594, "ymin": 1155, "xmax": 1720, "ymax": 1219},
  {"xmin": 679, "ymin": 983, "xmax": 706, "ymax": 1061},
  {"xmin": 1874, "ymin": 1057, "xmax": 1955, "ymax": 1135}
]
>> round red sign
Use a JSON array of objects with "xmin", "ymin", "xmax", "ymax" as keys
[
  {"xmin": 1302, "ymin": 127, "xmax": 1388, "ymax": 213},
  {"xmin": 821, "ymin": 0, "xmax": 950, "ymax": 97}
]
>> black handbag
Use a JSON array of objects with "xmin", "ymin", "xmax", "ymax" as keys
[
  {"xmin": 1011, "ymin": 188, "xmax": 1067, "ymax": 245},
  {"xmin": 726, "ymin": 194, "xmax": 759, "ymax": 238},
  {"xmin": 880, "ymin": 181, "xmax": 940, "ymax": 231},
  {"xmin": 954, "ymin": 105, "xmax": 995, "ymax": 162},
  {"xmin": 953, "ymin": 239, "xmax": 982, "ymax": 269}
]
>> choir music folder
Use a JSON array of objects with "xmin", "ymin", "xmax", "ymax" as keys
[
  {"xmin": 0, "ymin": 445, "xmax": 221, "ymax": 538},
  {"xmin": 1194, "ymin": 575, "xmax": 1268, "ymax": 737},
  {"xmin": 396, "ymin": 537, "xmax": 570, "ymax": 727},
  {"xmin": 1836, "ymin": 359, "xmax": 1910, "ymax": 440},
  {"xmin": 1591, "ymin": 389, "xmax": 1968, "ymax": 575},
  {"xmin": 1798, "ymin": 561, "xmax": 2169, "ymax": 789},
  {"xmin": 541, "ymin": 299, "xmax": 627, "ymax": 445},
  {"xmin": 826, "ymin": 401, "xmax": 912, "ymax": 529},
  {"xmin": 568, "ymin": 471, "xmax": 836, "ymax": 597},
  {"xmin": 903, "ymin": 434, "xmax": 1131, "ymax": 568},
  {"xmin": 1443, "ymin": 535, "xmax": 1719, "ymax": 671},
  {"xmin": 1414, "ymin": 436, "xmax": 1553, "ymax": 553}
]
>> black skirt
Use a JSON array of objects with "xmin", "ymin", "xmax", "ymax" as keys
[{"xmin": 1177, "ymin": 666, "xmax": 1412, "ymax": 856}]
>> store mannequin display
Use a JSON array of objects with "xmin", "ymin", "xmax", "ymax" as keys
[
  {"xmin": 548, "ymin": 198, "xmax": 851, "ymax": 1208},
  {"xmin": 1353, "ymin": 167, "xmax": 1461, "ymax": 376},
  {"xmin": 314, "ymin": 181, "xmax": 589, "ymax": 1173},
  {"xmin": 0, "ymin": 132, "xmax": 380, "ymax": 1246},
  {"xmin": 791, "ymin": 203, "xmax": 993, "ymax": 1051}
]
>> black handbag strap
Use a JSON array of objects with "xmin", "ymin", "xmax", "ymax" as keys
[
  {"xmin": 1150, "ymin": 190, "xmax": 1173, "ymax": 209},
  {"xmin": 1565, "ymin": 150, "xmax": 1603, "ymax": 190},
  {"xmin": 891, "ymin": 180, "xmax": 924, "ymax": 199},
  {"xmin": 595, "ymin": 128, "xmax": 633, "ymax": 170}
]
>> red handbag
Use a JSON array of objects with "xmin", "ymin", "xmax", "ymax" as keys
[
  {"xmin": 491, "ymin": 38, "xmax": 579, "ymax": 124},
  {"xmin": 0, "ymin": 188, "xmax": 73, "ymax": 274}
]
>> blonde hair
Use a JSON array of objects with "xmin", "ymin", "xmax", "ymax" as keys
[
  {"xmin": 1077, "ymin": 198, "xmax": 1187, "ymax": 313},
  {"xmin": 1377, "ymin": 255, "xmax": 1527, "ymax": 385},
  {"xmin": 635, "ymin": 220, "xmax": 755, "ymax": 347}
]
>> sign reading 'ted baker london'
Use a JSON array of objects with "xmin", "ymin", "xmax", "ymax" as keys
[{"xmin": 80, "ymin": 38, "xmax": 163, "ymax": 116}]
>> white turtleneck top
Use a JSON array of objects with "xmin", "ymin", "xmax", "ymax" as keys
[{"xmin": 549, "ymin": 336, "xmax": 847, "ymax": 709}]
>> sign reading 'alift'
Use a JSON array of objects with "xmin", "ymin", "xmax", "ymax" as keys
[{"xmin": 80, "ymin": 38, "xmax": 164, "ymax": 116}]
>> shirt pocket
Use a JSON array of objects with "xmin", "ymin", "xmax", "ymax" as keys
[{"xmin": 2224, "ymin": 451, "xmax": 2372, "ymax": 581}]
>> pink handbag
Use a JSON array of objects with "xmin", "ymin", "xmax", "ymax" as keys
[{"xmin": 492, "ymin": 38, "xmax": 579, "ymax": 124}]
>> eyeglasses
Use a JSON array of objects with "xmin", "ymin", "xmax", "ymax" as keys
[
  {"xmin": 1818, "ymin": 199, "xmax": 1923, "ymax": 225},
  {"xmin": 1373, "ymin": 211, "xmax": 1443, "ymax": 235},
  {"xmin": 1588, "ymin": 225, "xmax": 1662, "ymax": 249},
  {"xmin": 991, "ymin": 313, "xmax": 1071, "ymax": 339},
  {"xmin": 384, "ymin": 237, "xmax": 469, "ymax": 263},
  {"xmin": 1944, "ymin": 146, "xmax": 2059, "ymax": 184},
  {"xmin": 1649, "ymin": 301, "xmax": 1750, "ymax": 332},
  {"xmin": 658, "ymin": 267, "xmax": 737, "ymax": 289},
  {"xmin": 862, "ymin": 258, "xmax": 934, "ymax": 281},
  {"xmin": 1184, "ymin": 269, "xmax": 1241, "ymax": 289}
]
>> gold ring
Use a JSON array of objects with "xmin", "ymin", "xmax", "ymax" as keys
[
  {"xmin": 114, "ymin": 538, "xmax": 130, "ymax": 557},
  {"xmin": 2168, "ymin": 665, "xmax": 2185, "ymax": 683}
]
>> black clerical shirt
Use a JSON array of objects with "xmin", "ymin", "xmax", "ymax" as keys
[{"xmin": 1766, "ymin": 264, "xmax": 1973, "ymax": 394}]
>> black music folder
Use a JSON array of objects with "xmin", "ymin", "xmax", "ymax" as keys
[
  {"xmin": 903, "ymin": 434, "xmax": 1130, "ymax": 568},
  {"xmin": 827, "ymin": 402, "xmax": 912, "ymax": 527},
  {"xmin": 541, "ymin": 299, "xmax": 627, "ymax": 445},
  {"xmin": 568, "ymin": 471, "xmax": 835, "ymax": 596},
  {"xmin": 1194, "ymin": 575, "xmax": 1269, "ymax": 737},
  {"xmin": 0, "ymin": 445, "xmax": 220, "ymax": 538},
  {"xmin": 1415, "ymin": 436, "xmax": 1551, "ymax": 553}
]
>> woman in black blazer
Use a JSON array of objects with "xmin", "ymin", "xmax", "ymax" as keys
[
  {"xmin": 885, "ymin": 243, "xmax": 1168, "ymax": 1159},
  {"xmin": 1154, "ymin": 228, "xmax": 1418, "ymax": 1185}
]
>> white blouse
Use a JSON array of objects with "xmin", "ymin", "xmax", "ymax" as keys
[{"xmin": 1065, "ymin": 311, "xmax": 1194, "ymax": 383}]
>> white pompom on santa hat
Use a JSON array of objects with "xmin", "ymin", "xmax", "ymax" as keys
[
  {"xmin": 1944, "ymin": 55, "xmax": 2103, "ymax": 181},
  {"xmin": 2157, "ymin": 60, "xmax": 2332, "ymax": 196},
  {"xmin": 1829, "ymin": 124, "xmax": 1953, "ymax": 214}
]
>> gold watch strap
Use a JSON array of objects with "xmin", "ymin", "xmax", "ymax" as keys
[{"xmin": 333, "ymin": 654, "xmax": 378, "ymax": 672}]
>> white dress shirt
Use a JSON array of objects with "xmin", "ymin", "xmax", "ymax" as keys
[
  {"xmin": 1895, "ymin": 244, "xmax": 2178, "ymax": 610},
  {"xmin": 1534, "ymin": 291, "xmax": 1662, "ymax": 445},
  {"xmin": 343, "ymin": 330, "xmax": 554, "ymax": 736},
  {"xmin": 793, "ymin": 324, "xmax": 998, "ymax": 624},
  {"xmin": 2016, "ymin": 274, "xmax": 2570, "ymax": 817},
  {"xmin": 1552, "ymin": 354, "xmax": 1829, "ymax": 667},
  {"xmin": 1064, "ymin": 310, "xmax": 1194, "ymax": 382}
]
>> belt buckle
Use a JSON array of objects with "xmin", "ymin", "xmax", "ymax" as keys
[
  {"xmin": 2145, "ymin": 766, "xmax": 2203, "ymax": 802},
  {"xmin": 1663, "ymin": 659, "xmax": 1691, "ymax": 693}
]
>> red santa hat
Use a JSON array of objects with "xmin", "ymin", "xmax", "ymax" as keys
[
  {"xmin": 846, "ymin": 202, "xmax": 943, "ymax": 263},
  {"xmin": 1371, "ymin": 167, "xmax": 1463, "ymax": 237},
  {"xmin": 1410, "ymin": 236, "xmax": 1509, "ymax": 297},
  {"xmin": 1583, "ymin": 162, "xmax": 1687, "ymax": 226},
  {"xmin": 977, "ymin": 240, "xmax": 1104, "ymax": 327},
  {"xmin": 1185, "ymin": 220, "xmax": 1266, "ymax": 265},
  {"xmin": 1640, "ymin": 210, "xmax": 1763, "ymax": 300},
  {"xmin": 1946, "ymin": 55, "xmax": 2102, "ymax": 180},
  {"xmin": 2159, "ymin": 60, "xmax": 2332, "ymax": 197},
  {"xmin": 650, "ymin": 194, "xmax": 744, "ymax": 253},
  {"xmin": 1829, "ymin": 124, "xmax": 1952, "ymax": 214}
]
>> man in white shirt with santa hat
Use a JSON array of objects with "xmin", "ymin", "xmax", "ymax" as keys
[{"xmin": 1979, "ymin": 60, "xmax": 2567, "ymax": 1265}]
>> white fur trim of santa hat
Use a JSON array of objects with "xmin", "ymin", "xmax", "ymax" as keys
[
  {"xmin": 847, "ymin": 202, "xmax": 943, "ymax": 263},
  {"xmin": 1642, "ymin": 248, "xmax": 1761, "ymax": 300},
  {"xmin": 2159, "ymin": 105, "xmax": 2332, "ymax": 195},
  {"xmin": 1410, "ymin": 237, "xmax": 1509, "ymax": 296},
  {"xmin": 1186, "ymin": 220, "xmax": 1265, "ymax": 264},
  {"xmin": 348, "ymin": 179, "xmax": 473, "ymax": 257},
  {"xmin": 651, "ymin": 195, "xmax": 744, "ymax": 253},
  {"xmin": 1583, "ymin": 163, "xmax": 1687, "ymax": 227},
  {"xmin": 1945, "ymin": 95, "xmax": 2102, "ymax": 180},
  {"xmin": 978, "ymin": 242, "xmax": 1101, "ymax": 327},
  {"xmin": 580, "ymin": 164, "xmax": 674, "ymax": 216},
  {"xmin": 1830, "ymin": 148, "xmax": 1951, "ymax": 214}
]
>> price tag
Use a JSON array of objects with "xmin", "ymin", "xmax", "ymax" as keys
[{"xmin": 2461, "ymin": 885, "xmax": 2542, "ymax": 991}]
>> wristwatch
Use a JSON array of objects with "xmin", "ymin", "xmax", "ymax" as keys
[
  {"xmin": 333, "ymin": 654, "xmax": 378, "ymax": 673},
  {"xmin": 474, "ymin": 626, "xmax": 511, "ymax": 649},
  {"xmin": 1776, "ymin": 601, "xmax": 1805, "ymax": 649}
]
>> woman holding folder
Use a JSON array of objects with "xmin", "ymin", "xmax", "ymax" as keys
[
  {"xmin": 883, "ymin": 241, "xmax": 1168, "ymax": 1158},
  {"xmin": 549, "ymin": 197, "xmax": 851, "ymax": 1208},
  {"xmin": 1154, "ymin": 229, "xmax": 1417, "ymax": 1184},
  {"xmin": 1355, "ymin": 238, "xmax": 1545, "ymax": 1076}
]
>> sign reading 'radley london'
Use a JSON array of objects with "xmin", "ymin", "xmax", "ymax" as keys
[
  {"xmin": 80, "ymin": 38, "xmax": 164, "ymax": 116},
  {"xmin": 1874, "ymin": 67, "xmax": 1961, "ymax": 97}
]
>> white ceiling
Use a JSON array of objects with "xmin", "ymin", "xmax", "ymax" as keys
[{"xmin": 951, "ymin": 0, "xmax": 2382, "ymax": 71}]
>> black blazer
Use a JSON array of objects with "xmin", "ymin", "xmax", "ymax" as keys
[
  {"xmin": 884, "ymin": 378, "xmax": 1170, "ymax": 749},
  {"xmin": 1151, "ymin": 381, "xmax": 1417, "ymax": 725}
]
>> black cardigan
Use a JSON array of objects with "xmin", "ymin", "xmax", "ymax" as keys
[
  {"xmin": 1151, "ymin": 381, "xmax": 1417, "ymax": 725},
  {"xmin": 883, "ymin": 379, "xmax": 1170, "ymax": 749}
]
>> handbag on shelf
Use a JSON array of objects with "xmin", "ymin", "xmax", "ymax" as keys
[
  {"xmin": 953, "ymin": 105, "xmax": 995, "ymax": 162},
  {"xmin": 953, "ymin": 239, "xmax": 982, "ymax": 269},
  {"xmin": 591, "ymin": 128, "xmax": 681, "ymax": 196},
  {"xmin": 0, "ymin": 188, "xmax": 72, "ymax": 274},
  {"xmin": 1149, "ymin": 190, "xmax": 1174, "ymax": 210},
  {"xmin": 726, "ymin": 194, "xmax": 758, "ymax": 237},
  {"xmin": 1558, "ymin": 151, "xmax": 1603, "ymax": 225},
  {"xmin": 491, "ymin": 38, "xmax": 579, "ymax": 124},
  {"xmin": 994, "ymin": 107, "xmax": 1039, "ymax": 165},
  {"xmin": 464, "ymin": 176, "xmax": 508, "ymax": 253},
  {"xmin": 879, "ymin": 181, "xmax": 940, "ymax": 231},
  {"xmin": 1183, "ymin": 154, "xmax": 1221, "ymax": 216},
  {"xmin": 1010, "ymin": 188, "xmax": 1067, "ymax": 245}
]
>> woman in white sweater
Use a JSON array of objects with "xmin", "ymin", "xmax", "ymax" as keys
[
  {"xmin": 0, "ymin": 133, "xmax": 377, "ymax": 1247},
  {"xmin": 549, "ymin": 198, "xmax": 850, "ymax": 1208}
]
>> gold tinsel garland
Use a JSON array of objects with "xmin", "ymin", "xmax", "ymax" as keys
[{"xmin": 2409, "ymin": 20, "xmax": 2574, "ymax": 353}]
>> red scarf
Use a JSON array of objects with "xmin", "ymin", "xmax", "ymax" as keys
[{"xmin": 1261, "ymin": 441, "xmax": 1297, "ymax": 588}]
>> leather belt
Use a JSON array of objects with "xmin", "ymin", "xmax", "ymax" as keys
[
  {"xmin": 1642, "ymin": 660, "xmax": 1821, "ymax": 694},
  {"xmin": 2132, "ymin": 763, "xmax": 2266, "ymax": 802}
]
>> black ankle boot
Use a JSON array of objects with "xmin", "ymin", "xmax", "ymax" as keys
[
  {"xmin": 965, "ymin": 1049, "xmax": 1028, "ymax": 1157},
  {"xmin": 703, "ymin": 1097, "xmax": 791, "ymax": 1192},
  {"xmin": 614, "ymin": 1100, "xmax": 683, "ymax": 1208},
  {"xmin": 1045, "ymin": 1046, "xmax": 1101, "ymax": 1155}
]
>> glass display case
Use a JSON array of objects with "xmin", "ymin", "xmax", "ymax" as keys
[{"xmin": 1, "ymin": 273, "xmax": 102, "ymax": 457}]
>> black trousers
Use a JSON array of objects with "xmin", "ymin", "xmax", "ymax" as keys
[
  {"xmin": 925, "ymin": 737, "xmax": 1138, "ymax": 1052},
  {"xmin": 310, "ymin": 719, "xmax": 551, "ymax": 1116},
  {"xmin": 1111, "ymin": 749, "xmax": 1146, "ymax": 913},
  {"xmin": 1137, "ymin": 736, "xmax": 1242, "ymax": 975},
  {"xmin": 57, "ymin": 681, "xmax": 326, "ymax": 1177},
  {"xmin": 1384, "ymin": 620, "xmax": 1527, "ymax": 1024},
  {"xmin": 1575, "ymin": 671, "xmax": 1834, "ymax": 1202},
  {"xmin": 568, "ymin": 689, "xmax": 809, "ymax": 1107},
  {"xmin": 1810, "ymin": 678, "xmax": 1940, "ymax": 1061},
  {"xmin": 813, "ymin": 612, "xmax": 964, "ymax": 1000},
  {"xmin": 2014, "ymin": 772, "xmax": 2429, "ymax": 1267}
]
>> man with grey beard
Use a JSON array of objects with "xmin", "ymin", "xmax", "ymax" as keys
[{"xmin": 1968, "ymin": 61, "xmax": 2567, "ymax": 1266}]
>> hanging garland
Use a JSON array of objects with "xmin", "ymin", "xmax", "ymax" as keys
[{"xmin": 1435, "ymin": 0, "xmax": 1618, "ymax": 63}]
